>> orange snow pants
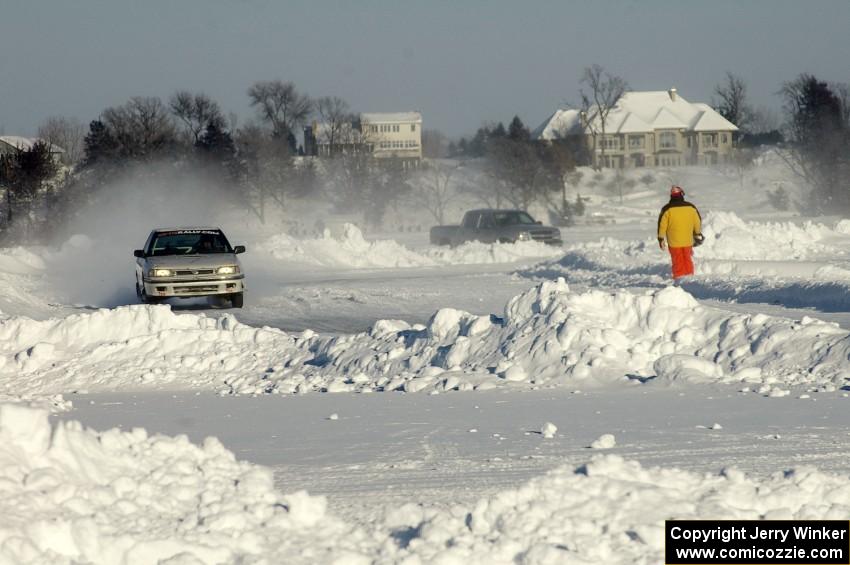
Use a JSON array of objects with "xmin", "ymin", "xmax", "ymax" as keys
[{"xmin": 669, "ymin": 246, "xmax": 694, "ymax": 278}]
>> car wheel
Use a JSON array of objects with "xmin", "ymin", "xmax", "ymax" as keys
[
  {"xmin": 139, "ymin": 285, "xmax": 161, "ymax": 305},
  {"xmin": 230, "ymin": 292, "xmax": 244, "ymax": 308}
]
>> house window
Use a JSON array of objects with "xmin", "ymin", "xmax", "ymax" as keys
[
  {"xmin": 599, "ymin": 135, "xmax": 619, "ymax": 150},
  {"xmin": 411, "ymin": 124, "xmax": 416, "ymax": 132},
  {"xmin": 628, "ymin": 135, "xmax": 644, "ymax": 149},
  {"xmin": 702, "ymin": 133, "xmax": 718, "ymax": 147},
  {"xmin": 721, "ymin": 133, "xmax": 728, "ymax": 143},
  {"xmin": 659, "ymin": 132, "xmax": 677, "ymax": 149}
]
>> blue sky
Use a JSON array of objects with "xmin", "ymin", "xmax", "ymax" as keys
[{"xmin": 1, "ymin": 0, "xmax": 848, "ymax": 138}]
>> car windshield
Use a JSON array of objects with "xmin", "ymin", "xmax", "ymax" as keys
[
  {"xmin": 149, "ymin": 230, "xmax": 232, "ymax": 256},
  {"xmin": 492, "ymin": 211, "xmax": 536, "ymax": 226}
]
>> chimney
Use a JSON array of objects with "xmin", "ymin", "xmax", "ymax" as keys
[{"xmin": 668, "ymin": 88, "xmax": 678, "ymax": 101}]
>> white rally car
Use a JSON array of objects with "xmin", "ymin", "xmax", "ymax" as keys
[{"xmin": 134, "ymin": 227, "xmax": 246, "ymax": 308}]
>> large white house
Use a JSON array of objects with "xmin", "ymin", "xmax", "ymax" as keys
[
  {"xmin": 304, "ymin": 111, "xmax": 422, "ymax": 165},
  {"xmin": 532, "ymin": 89, "xmax": 738, "ymax": 168}
]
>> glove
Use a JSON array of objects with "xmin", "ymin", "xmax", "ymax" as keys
[
  {"xmin": 658, "ymin": 238, "xmax": 666, "ymax": 250},
  {"xmin": 693, "ymin": 233, "xmax": 705, "ymax": 247}
]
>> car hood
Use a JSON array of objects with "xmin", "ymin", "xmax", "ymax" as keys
[
  {"xmin": 507, "ymin": 224, "xmax": 560, "ymax": 233},
  {"xmin": 146, "ymin": 254, "xmax": 239, "ymax": 269}
]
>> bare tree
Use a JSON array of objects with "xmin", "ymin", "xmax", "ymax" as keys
[
  {"xmin": 37, "ymin": 116, "xmax": 86, "ymax": 165},
  {"xmin": 485, "ymin": 138, "xmax": 561, "ymax": 210},
  {"xmin": 580, "ymin": 64, "xmax": 628, "ymax": 169},
  {"xmin": 101, "ymin": 97, "xmax": 176, "ymax": 159},
  {"xmin": 247, "ymin": 80, "xmax": 313, "ymax": 140},
  {"xmin": 412, "ymin": 160, "xmax": 462, "ymax": 224},
  {"xmin": 169, "ymin": 91, "xmax": 225, "ymax": 143},
  {"xmin": 779, "ymin": 74, "xmax": 850, "ymax": 211},
  {"xmin": 832, "ymin": 82, "xmax": 850, "ymax": 128},
  {"xmin": 234, "ymin": 123, "xmax": 296, "ymax": 222},
  {"xmin": 749, "ymin": 105, "xmax": 781, "ymax": 134},
  {"xmin": 315, "ymin": 96, "xmax": 354, "ymax": 156},
  {"xmin": 732, "ymin": 147, "xmax": 755, "ymax": 189},
  {"xmin": 712, "ymin": 72, "xmax": 752, "ymax": 132},
  {"xmin": 421, "ymin": 129, "xmax": 448, "ymax": 158}
]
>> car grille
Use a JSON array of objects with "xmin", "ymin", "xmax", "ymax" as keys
[
  {"xmin": 174, "ymin": 269, "xmax": 215, "ymax": 276},
  {"xmin": 173, "ymin": 285, "xmax": 220, "ymax": 294},
  {"xmin": 530, "ymin": 230, "xmax": 556, "ymax": 242}
]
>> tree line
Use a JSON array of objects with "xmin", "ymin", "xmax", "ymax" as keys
[{"xmin": 1, "ymin": 68, "xmax": 848, "ymax": 243}]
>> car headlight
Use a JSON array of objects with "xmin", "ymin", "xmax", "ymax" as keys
[
  {"xmin": 517, "ymin": 231, "xmax": 532, "ymax": 241},
  {"xmin": 149, "ymin": 268, "xmax": 172, "ymax": 277},
  {"xmin": 217, "ymin": 265, "xmax": 240, "ymax": 275}
]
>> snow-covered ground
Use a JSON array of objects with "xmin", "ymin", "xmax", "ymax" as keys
[{"xmin": 4, "ymin": 156, "xmax": 850, "ymax": 563}]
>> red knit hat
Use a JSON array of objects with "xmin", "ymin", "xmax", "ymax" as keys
[{"xmin": 670, "ymin": 185, "xmax": 684, "ymax": 197}]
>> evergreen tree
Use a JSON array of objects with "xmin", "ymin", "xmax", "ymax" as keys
[
  {"xmin": 195, "ymin": 121, "xmax": 239, "ymax": 183},
  {"xmin": 468, "ymin": 127, "xmax": 491, "ymax": 157},
  {"xmin": 508, "ymin": 116, "xmax": 530, "ymax": 142},
  {"xmin": 491, "ymin": 122, "xmax": 507, "ymax": 138},
  {"xmin": 82, "ymin": 120, "xmax": 119, "ymax": 168}
]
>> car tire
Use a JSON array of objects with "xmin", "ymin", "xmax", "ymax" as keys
[
  {"xmin": 139, "ymin": 284, "xmax": 161, "ymax": 305},
  {"xmin": 230, "ymin": 292, "xmax": 244, "ymax": 308}
]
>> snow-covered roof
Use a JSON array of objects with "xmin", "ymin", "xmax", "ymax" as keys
[
  {"xmin": 533, "ymin": 90, "xmax": 738, "ymax": 140},
  {"xmin": 360, "ymin": 112, "xmax": 422, "ymax": 124},
  {"xmin": 691, "ymin": 103, "xmax": 739, "ymax": 132},
  {"xmin": 0, "ymin": 136, "xmax": 65, "ymax": 153},
  {"xmin": 616, "ymin": 112, "xmax": 653, "ymax": 133},
  {"xmin": 530, "ymin": 109, "xmax": 583, "ymax": 140},
  {"xmin": 651, "ymin": 107, "xmax": 689, "ymax": 129}
]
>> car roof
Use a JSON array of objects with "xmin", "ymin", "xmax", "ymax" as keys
[
  {"xmin": 466, "ymin": 209, "xmax": 526, "ymax": 214},
  {"xmin": 153, "ymin": 226, "xmax": 222, "ymax": 233}
]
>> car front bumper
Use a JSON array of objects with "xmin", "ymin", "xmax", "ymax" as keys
[{"xmin": 142, "ymin": 276, "xmax": 245, "ymax": 298}]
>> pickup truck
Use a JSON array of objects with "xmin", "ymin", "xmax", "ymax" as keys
[
  {"xmin": 430, "ymin": 209, "xmax": 562, "ymax": 247},
  {"xmin": 134, "ymin": 227, "xmax": 246, "ymax": 308}
]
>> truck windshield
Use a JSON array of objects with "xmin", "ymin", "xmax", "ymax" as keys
[
  {"xmin": 493, "ymin": 211, "xmax": 536, "ymax": 226},
  {"xmin": 149, "ymin": 230, "xmax": 232, "ymax": 256}
]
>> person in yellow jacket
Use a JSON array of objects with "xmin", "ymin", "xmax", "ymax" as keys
[{"xmin": 657, "ymin": 185, "xmax": 704, "ymax": 279}]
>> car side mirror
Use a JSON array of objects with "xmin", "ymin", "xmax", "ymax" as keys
[
  {"xmin": 133, "ymin": 249, "xmax": 145, "ymax": 258},
  {"xmin": 234, "ymin": 245, "xmax": 246, "ymax": 254},
  {"xmin": 535, "ymin": 220, "xmax": 542, "ymax": 225}
]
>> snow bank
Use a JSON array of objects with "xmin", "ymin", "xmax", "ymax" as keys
[
  {"xmin": 9, "ymin": 403, "xmax": 850, "ymax": 564},
  {"xmin": 0, "ymin": 304, "xmax": 303, "ymax": 396},
  {"xmin": 0, "ymin": 403, "xmax": 369, "ymax": 564},
  {"xmin": 698, "ymin": 211, "xmax": 838, "ymax": 261},
  {"xmin": 381, "ymin": 455, "xmax": 850, "ymax": 564},
  {"xmin": 256, "ymin": 223, "xmax": 562, "ymax": 268},
  {"xmin": 4, "ymin": 280, "xmax": 850, "ymax": 399}
]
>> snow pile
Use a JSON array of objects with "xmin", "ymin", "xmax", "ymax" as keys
[
  {"xmin": 0, "ymin": 403, "xmax": 370, "ymax": 564},
  {"xmin": 12, "ymin": 403, "xmax": 850, "ymax": 563},
  {"xmin": 4, "ymin": 280, "xmax": 850, "ymax": 399},
  {"xmin": 256, "ymin": 223, "xmax": 561, "ymax": 268},
  {"xmin": 698, "ymin": 212, "xmax": 838, "ymax": 261},
  {"xmin": 258, "ymin": 223, "xmax": 437, "ymax": 268},
  {"xmin": 381, "ymin": 455, "xmax": 850, "ymax": 564},
  {"xmin": 0, "ymin": 305, "xmax": 303, "ymax": 395}
]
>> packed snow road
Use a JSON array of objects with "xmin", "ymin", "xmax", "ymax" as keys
[{"xmin": 62, "ymin": 385, "xmax": 850, "ymax": 524}]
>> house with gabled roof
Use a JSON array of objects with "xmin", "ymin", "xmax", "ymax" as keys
[
  {"xmin": 0, "ymin": 136, "xmax": 65, "ymax": 162},
  {"xmin": 532, "ymin": 89, "xmax": 738, "ymax": 168}
]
